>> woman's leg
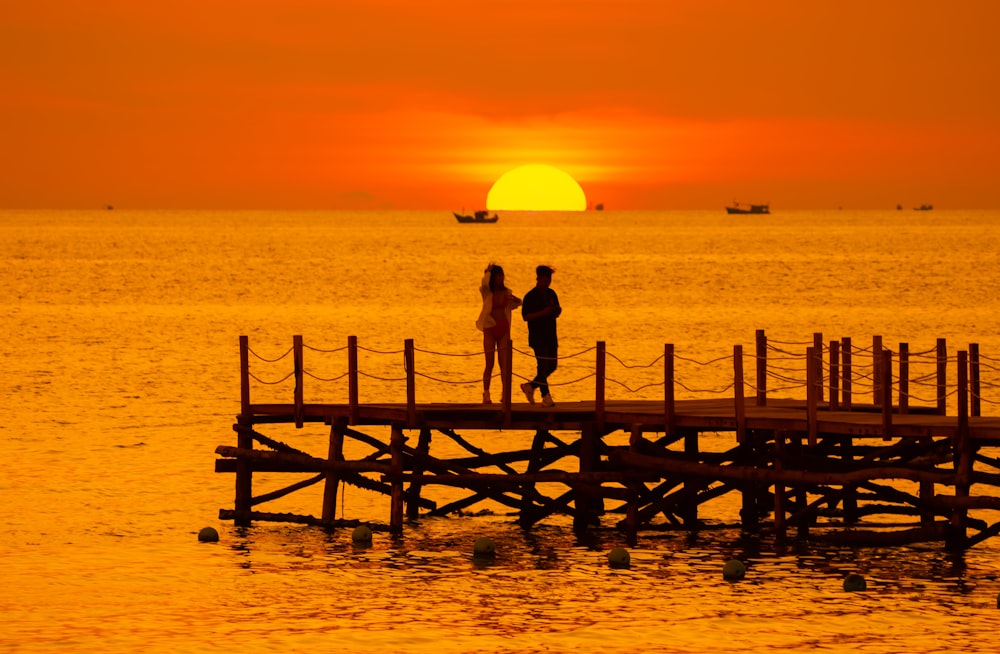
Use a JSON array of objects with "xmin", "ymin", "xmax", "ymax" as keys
[
  {"xmin": 482, "ymin": 331, "xmax": 497, "ymax": 400},
  {"xmin": 497, "ymin": 333, "xmax": 510, "ymax": 396}
]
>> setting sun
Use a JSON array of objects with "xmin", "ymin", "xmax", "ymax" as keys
[{"xmin": 486, "ymin": 164, "xmax": 587, "ymax": 211}]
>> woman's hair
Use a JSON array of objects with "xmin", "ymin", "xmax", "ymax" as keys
[{"xmin": 489, "ymin": 265, "xmax": 506, "ymax": 291}]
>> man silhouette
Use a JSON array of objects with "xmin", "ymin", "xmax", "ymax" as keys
[{"xmin": 520, "ymin": 265, "xmax": 561, "ymax": 406}]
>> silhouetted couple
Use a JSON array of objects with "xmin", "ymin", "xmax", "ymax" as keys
[{"xmin": 476, "ymin": 264, "xmax": 561, "ymax": 406}]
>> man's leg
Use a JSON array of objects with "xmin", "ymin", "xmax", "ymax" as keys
[{"xmin": 536, "ymin": 342, "xmax": 557, "ymax": 398}]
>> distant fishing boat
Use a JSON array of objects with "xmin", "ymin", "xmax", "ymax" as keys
[
  {"xmin": 454, "ymin": 210, "xmax": 499, "ymax": 223},
  {"xmin": 914, "ymin": 204, "xmax": 934, "ymax": 211},
  {"xmin": 726, "ymin": 202, "xmax": 770, "ymax": 215}
]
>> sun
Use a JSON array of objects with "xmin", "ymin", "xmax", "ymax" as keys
[{"xmin": 486, "ymin": 164, "xmax": 587, "ymax": 211}]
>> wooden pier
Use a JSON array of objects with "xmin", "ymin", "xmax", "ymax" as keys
[{"xmin": 215, "ymin": 330, "xmax": 1000, "ymax": 549}]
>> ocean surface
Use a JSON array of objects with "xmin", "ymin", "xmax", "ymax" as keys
[{"xmin": 3, "ymin": 208, "xmax": 1000, "ymax": 652}]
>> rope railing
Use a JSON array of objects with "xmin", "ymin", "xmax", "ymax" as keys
[{"xmin": 237, "ymin": 331, "xmax": 991, "ymax": 427}]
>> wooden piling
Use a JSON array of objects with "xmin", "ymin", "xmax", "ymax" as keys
[
  {"xmin": 806, "ymin": 346, "xmax": 818, "ymax": 445},
  {"xmin": 829, "ymin": 340, "xmax": 840, "ymax": 410},
  {"xmin": 755, "ymin": 329, "xmax": 767, "ymax": 406},
  {"xmin": 872, "ymin": 335, "xmax": 883, "ymax": 407},
  {"xmin": 881, "ymin": 349, "xmax": 893, "ymax": 441},
  {"xmin": 813, "ymin": 332, "xmax": 824, "ymax": 402},
  {"xmin": 321, "ymin": 418, "xmax": 346, "ymax": 522},
  {"xmin": 663, "ymin": 344, "xmax": 675, "ymax": 435},
  {"xmin": 971, "ymin": 343, "xmax": 981, "ymax": 417},
  {"xmin": 899, "ymin": 342, "xmax": 909, "ymax": 415},
  {"xmin": 294, "ymin": 335, "xmax": 304, "ymax": 428},
  {"xmin": 937, "ymin": 338, "xmax": 948, "ymax": 415},
  {"xmin": 240, "ymin": 335, "xmax": 250, "ymax": 416},
  {"xmin": 842, "ymin": 336, "xmax": 853, "ymax": 411},
  {"xmin": 404, "ymin": 339, "xmax": 416, "ymax": 427},
  {"xmin": 734, "ymin": 345, "xmax": 746, "ymax": 443},
  {"xmin": 389, "ymin": 424, "xmax": 405, "ymax": 534},
  {"xmin": 596, "ymin": 341, "xmax": 606, "ymax": 431},
  {"xmin": 348, "ymin": 336, "xmax": 359, "ymax": 424}
]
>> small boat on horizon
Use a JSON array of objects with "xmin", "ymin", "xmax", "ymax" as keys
[
  {"xmin": 726, "ymin": 202, "xmax": 770, "ymax": 215},
  {"xmin": 914, "ymin": 204, "xmax": 934, "ymax": 211},
  {"xmin": 454, "ymin": 210, "xmax": 499, "ymax": 223}
]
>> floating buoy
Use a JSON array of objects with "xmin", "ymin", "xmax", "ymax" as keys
[
  {"xmin": 351, "ymin": 525, "xmax": 373, "ymax": 544},
  {"xmin": 197, "ymin": 526, "xmax": 219, "ymax": 543},
  {"xmin": 723, "ymin": 559, "xmax": 746, "ymax": 580},
  {"xmin": 608, "ymin": 546, "xmax": 630, "ymax": 569},
  {"xmin": 473, "ymin": 536, "xmax": 495, "ymax": 558},
  {"xmin": 843, "ymin": 573, "xmax": 867, "ymax": 592}
]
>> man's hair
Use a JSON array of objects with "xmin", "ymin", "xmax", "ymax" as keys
[{"xmin": 536, "ymin": 265, "xmax": 554, "ymax": 277}]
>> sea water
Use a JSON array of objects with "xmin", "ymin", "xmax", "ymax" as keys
[{"xmin": 3, "ymin": 209, "xmax": 1000, "ymax": 653}]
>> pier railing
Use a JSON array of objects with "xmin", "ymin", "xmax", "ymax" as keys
[{"xmin": 238, "ymin": 330, "xmax": 993, "ymax": 435}]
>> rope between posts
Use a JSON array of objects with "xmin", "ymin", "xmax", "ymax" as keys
[
  {"xmin": 303, "ymin": 343, "xmax": 348, "ymax": 354},
  {"xmin": 303, "ymin": 370, "xmax": 350, "ymax": 383},
  {"xmin": 605, "ymin": 377, "xmax": 665, "ymax": 393},
  {"xmin": 674, "ymin": 353, "xmax": 732, "ymax": 366},
  {"xmin": 357, "ymin": 370, "xmax": 408, "ymax": 382},
  {"xmin": 357, "ymin": 345, "xmax": 406, "ymax": 355},
  {"xmin": 675, "ymin": 380, "xmax": 735, "ymax": 394},
  {"xmin": 605, "ymin": 351, "xmax": 665, "ymax": 369},
  {"xmin": 413, "ymin": 346, "xmax": 482, "ymax": 357},
  {"xmin": 513, "ymin": 345, "xmax": 597, "ymax": 360},
  {"xmin": 248, "ymin": 345, "xmax": 294, "ymax": 363},
  {"xmin": 248, "ymin": 370, "xmax": 296, "ymax": 385}
]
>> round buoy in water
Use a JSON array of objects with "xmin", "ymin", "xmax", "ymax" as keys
[
  {"xmin": 352, "ymin": 525, "xmax": 373, "ymax": 544},
  {"xmin": 608, "ymin": 547, "xmax": 630, "ymax": 569},
  {"xmin": 198, "ymin": 527, "xmax": 219, "ymax": 543},
  {"xmin": 723, "ymin": 559, "xmax": 746, "ymax": 580},
  {"xmin": 473, "ymin": 536, "xmax": 495, "ymax": 558},
  {"xmin": 843, "ymin": 573, "xmax": 867, "ymax": 592}
]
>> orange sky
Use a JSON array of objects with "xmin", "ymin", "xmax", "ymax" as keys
[{"xmin": 2, "ymin": 0, "xmax": 998, "ymax": 210}]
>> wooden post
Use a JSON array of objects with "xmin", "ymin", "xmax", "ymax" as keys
[
  {"xmin": 740, "ymin": 428, "xmax": 758, "ymax": 530},
  {"xmin": 773, "ymin": 430, "xmax": 787, "ymax": 540},
  {"xmin": 389, "ymin": 424, "xmax": 405, "ymax": 535},
  {"xmin": 404, "ymin": 339, "xmax": 416, "ymax": 427},
  {"xmin": 755, "ymin": 329, "xmax": 767, "ymax": 406},
  {"xmin": 407, "ymin": 428, "xmax": 432, "ymax": 520},
  {"xmin": 348, "ymin": 336, "xmax": 359, "ymax": 425},
  {"xmin": 574, "ymin": 424, "xmax": 600, "ymax": 530},
  {"xmin": 683, "ymin": 428, "xmax": 699, "ymax": 526},
  {"xmin": 813, "ymin": 332, "xmax": 824, "ymax": 403},
  {"xmin": 881, "ymin": 348, "xmax": 893, "ymax": 441},
  {"xmin": 234, "ymin": 415, "xmax": 253, "ymax": 526},
  {"xmin": 828, "ymin": 340, "xmax": 840, "ymax": 410},
  {"xmin": 595, "ymin": 341, "xmax": 606, "ymax": 431},
  {"xmin": 664, "ymin": 344, "xmax": 675, "ymax": 435},
  {"xmin": 950, "ymin": 351, "xmax": 970, "ymax": 549},
  {"xmin": 625, "ymin": 424, "xmax": 642, "ymax": 546},
  {"xmin": 970, "ymin": 343, "xmax": 981, "ymax": 417},
  {"xmin": 840, "ymin": 435, "xmax": 858, "ymax": 524},
  {"xmin": 734, "ymin": 345, "xmax": 746, "ymax": 444},
  {"xmin": 872, "ymin": 334, "xmax": 883, "ymax": 407},
  {"xmin": 293, "ymin": 335, "xmax": 304, "ymax": 428},
  {"xmin": 936, "ymin": 338, "xmax": 948, "ymax": 415},
  {"xmin": 806, "ymin": 346, "xmax": 818, "ymax": 446},
  {"xmin": 793, "ymin": 434, "xmax": 809, "ymax": 538},
  {"xmin": 842, "ymin": 337, "xmax": 853, "ymax": 411},
  {"xmin": 239, "ymin": 335, "xmax": 250, "ymax": 416},
  {"xmin": 899, "ymin": 342, "xmax": 909, "ymax": 415},
  {"xmin": 919, "ymin": 435, "xmax": 934, "ymax": 526},
  {"xmin": 321, "ymin": 418, "xmax": 347, "ymax": 522},
  {"xmin": 502, "ymin": 339, "xmax": 513, "ymax": 426}
]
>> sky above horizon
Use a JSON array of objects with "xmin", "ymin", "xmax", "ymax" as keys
[{"xmin": 3, "ymin": 1, "xmax": 998, "ymax": 210}]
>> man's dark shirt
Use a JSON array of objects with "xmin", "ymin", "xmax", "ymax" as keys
[{"xmin": 522, "ymin": 287, "xmax": 561, "ymax": 349}]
